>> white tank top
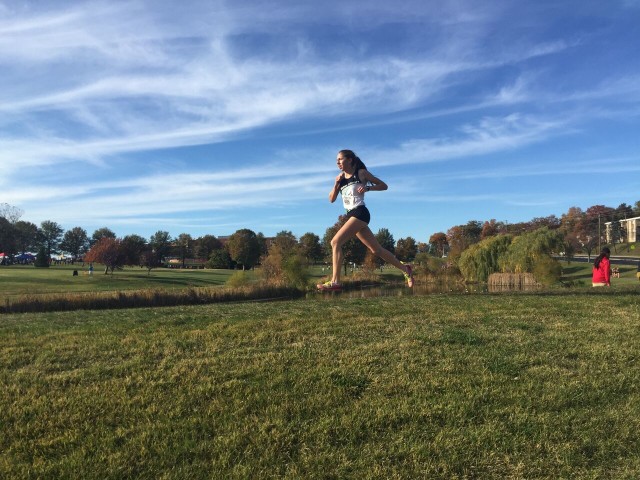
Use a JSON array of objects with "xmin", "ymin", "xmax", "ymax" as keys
[{"xmin": 339, "ymin": 169, "xmax": 366, "ymax": 211}]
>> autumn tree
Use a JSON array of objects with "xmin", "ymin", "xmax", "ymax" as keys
[
  {"xmin": 559, "ymin": 206, "xmax": 584, "ymax": 237},
  {"xmin": 447, "ymin": 221, "xmax": 482, "ymax": 258},
  {"xmin": 85, "ymin": 237, "xmax": 126, "ymax": 274},
  {"xmin": 139, "ymin": 249, "xmax": 162, "ymax": 275},
  {"xmin": 529, "ymin": 215, "xmax": 561, "ymax": 231},
  {"xmin": 429, "ymin": 232, "xmax": 448, "ymax": 257},
  {"xmin": 480, "ymin": 219, "xmax": 501, "ymax": 239}
]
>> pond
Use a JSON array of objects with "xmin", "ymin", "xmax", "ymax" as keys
[{"xmin": 308, "ymin": 282, "xmax": 542, "ymax": 299}]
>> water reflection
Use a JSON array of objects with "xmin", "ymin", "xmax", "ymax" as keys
[{"xmin": 309, "ymin": 282, "xmax": 541, "ymax": 299}]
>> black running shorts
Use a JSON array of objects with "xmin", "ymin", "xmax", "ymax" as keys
[{"xmin": 346, "ymin": 205, "xmax": 371, "ymax": 224}]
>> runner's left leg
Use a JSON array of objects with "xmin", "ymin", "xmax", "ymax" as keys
[{"xmin": 330, "ymin": 217, "xmax": 367, "ymax": 284}]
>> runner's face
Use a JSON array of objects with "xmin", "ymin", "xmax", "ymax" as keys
[{"xmin": 336, "ymin": 154, "xmax": 352, "ymax": 172}]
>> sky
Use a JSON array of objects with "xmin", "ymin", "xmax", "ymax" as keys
[{"xmin": 1, "ymin": 0, "xmax": 639, "ymax": 243}]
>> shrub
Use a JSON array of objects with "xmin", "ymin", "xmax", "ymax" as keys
[
  {"xmin": 226, "ymin": 271, "xmax": 251, "ymax": 288},
  {"xmin": 34, "ymin": 246, "xmax": 49, "ymax": 268},
  {"xmin": 259, "ymin": 241, "xmax": 309, "ymax": 288},
  {"xmin": 532, "ymin": 256, "xmax": 562, "ymax": 286}
]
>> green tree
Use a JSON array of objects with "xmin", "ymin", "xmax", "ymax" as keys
[
  {"xmin": 175, "ymin": 233, "xmax": 193, "ymax": 267},
  {"xmin": 39, "ymin": 220, "xmax": 64, "ymax": 258},
  {"xmin": 368, "ymin": 228, "xmax": 395, "ymax": 268},
  {"xmin": 149, "ymin": 231, "xmax": 172, "ymax": 262},
  {"xmin": 256, "ymin": 232, "xmax": 268, "ymax": 257},
  {"xmin": 14, "ymin": 221, "xmax": 39, "ymax": 254},
  {"xmin": 272, "ymin": 231, "xmax": 298, "ymax": 256},
  {"xmin": 194, "ymin": 235, "xmax": 222, "ymax": 260},
  {"xmin": 227, "ymin": 229, "xmax": 261, "ymax": 270},
  {"xmin": 0, "ymin": 217, "xmax": 17, "ymax": 258},
  {"xmin": 60, "ymin": 227, "xmax": 90, "ymax": 260},
  {"xmin": 34, "ymin": 246, "xmax": 49, "ymax": 268},
  {"xmin": 91, "ymin": 227, "xmax": 116, "ymax": 246},
  {"xmin": 121, "ymin": 234, "xmax": 148, "ymax": 266},
  {"xmin": 396, "ymin": 236, "xmax": 417, "ymax": 262},
  {"xmin": 615, "ymin": 203, "xmax": 634, "ymax": 220},
  {"xmin": 207, "ymin": 249, "xmax": 232, "ymax": 269},
  {"xmin": 299, "ymin": 232, "xmax": 323, "ymax": 265}
]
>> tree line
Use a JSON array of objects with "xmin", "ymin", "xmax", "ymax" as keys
[{"xmin": 1, "ymin": 200, "xmax": 639, "ymax": 275}]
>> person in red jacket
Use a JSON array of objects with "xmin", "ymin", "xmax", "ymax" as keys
[{"xmin": 592, "ymin": 247, "xmax": 611, "ymax": 287}]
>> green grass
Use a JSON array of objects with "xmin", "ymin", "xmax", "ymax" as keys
[
  {"xmin": 2, "ymin": 293, "xmax": 640, "ymax": 478},
  {"xmin": 0, "ymin": 265, "xmax": 243, "ymax": 299},
  {"xmin": 559, "ymin": 260, "xmax": 640, "ymax": 287}
]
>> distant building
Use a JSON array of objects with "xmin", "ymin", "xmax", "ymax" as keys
[{"xmin": 605, "ymin": 216, "xmax": 640, "ymax": 244}]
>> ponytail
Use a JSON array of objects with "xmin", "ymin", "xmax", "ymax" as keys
[
  {"xmin": 594, "ymin": 247, "xmax": 610, "ymax": 269},
  {"xmin": 338, "ymin": 149, "xmax": 367, "ymax": 170}
]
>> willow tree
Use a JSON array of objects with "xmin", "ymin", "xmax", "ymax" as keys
[
  {"xmin": 458, "ymin": 234, "xmax": 512, "ymax": 283},
  {"xmin": 499, "ymin": 227, "xmax": 563, "ymax": 274}
]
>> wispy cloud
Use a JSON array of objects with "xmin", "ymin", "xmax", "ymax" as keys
[
  {"xmin": 0, "ymin": 0, "xmax": 583, "ymax": 179},
  {"xmin": 2, "ymin": 1, "xmax": 638, "ymax": 237},
  {"xmin": 365, "ymin": 113, "xmax": 570, "ymax": 168}
]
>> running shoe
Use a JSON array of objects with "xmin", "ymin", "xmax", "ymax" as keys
[
  {"xmin": 402, "ymin": 263, "xmax": 414, "ymax": 288},
  {"xmin": 316, "ymin": 281, "xmax": 343, "ymax": 291}
]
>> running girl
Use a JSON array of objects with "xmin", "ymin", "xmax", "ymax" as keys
[{"xmin": 317, "ymin": 149, "xmax": 414, "ymax": 291}]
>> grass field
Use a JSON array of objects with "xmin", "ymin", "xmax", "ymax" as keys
[
  {"xmin": 0, "ymin": 264, "xmax": 240, "ymax": 298},
  {"xmin": 1, "ymin": 292, "xmax": 639, "ymax": 478}
]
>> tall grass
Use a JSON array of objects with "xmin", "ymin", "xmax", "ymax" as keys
[{"xmin": 1, "ymin": 285, "xmax": 303, "ymax": 314}]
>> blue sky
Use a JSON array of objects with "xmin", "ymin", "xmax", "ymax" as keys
[{"xmin": 2, "ymin": 0, "xmax": 639, "ymax": 243}]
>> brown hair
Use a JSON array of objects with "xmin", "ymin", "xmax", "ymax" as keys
[
  {"xmin": 338, "ymin": 149, "xmax": 367, "ymax": 171},
  {"xmin": 594, "ymin": 247, "xmax": 610, "ymax": 269}
]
